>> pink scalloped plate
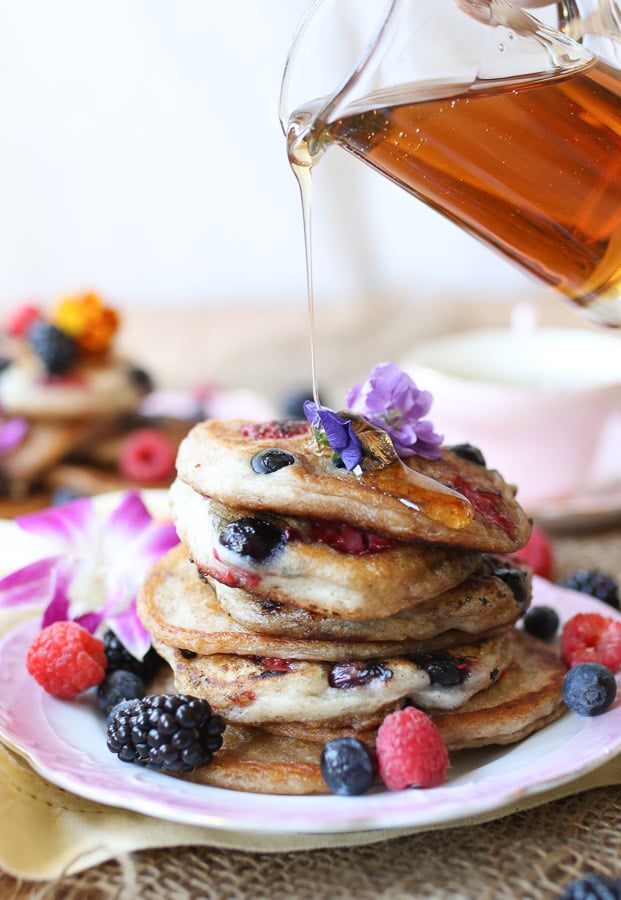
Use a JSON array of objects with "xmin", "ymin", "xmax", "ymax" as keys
[{"xmin": 1, "ymin": 574, "xmax": 621, "ymax": 836}]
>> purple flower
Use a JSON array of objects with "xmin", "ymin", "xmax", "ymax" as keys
[
  {"xmin": 0, "ymin": 491, "xmax": 179, "ymax": 659},
  {"xmin": 346, "ymin": 362, "xmax": 443, "ymax": 460},
  {"xmin": 0, "ymin": 417, "xmax": 28, "ymax": 454},
  {"xmin": 303, "ymin": 400, "xmax": 363, "ymax": 470}
]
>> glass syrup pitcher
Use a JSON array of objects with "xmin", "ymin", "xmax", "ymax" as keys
[{"xmin": 280, "ymin": 0, "xmax": 621, "ymax": 326}]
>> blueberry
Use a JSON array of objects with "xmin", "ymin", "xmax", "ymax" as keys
[
  {"xmin": 523, "ymin": 605, "xmax": 560, "ymax": 641},
  {"xmin": 97, "ymin": 669, "xmax": 146, "ymax": 717},
  {"xmin": 320, "ymin": 737, "xmax": 375, "ymax": 795},
  {"xmin": 281, "ymin": 389, "xmax": 314, "ymax": 419},
  {"xmin": 128, "ymin": 366, "xmax": 154, "ymax": 394},
  {"xmin": 251, "ymin": 449, "xmax": 295, "ymax": 474},
  {"xmin": 410, "ymin": 651, "xmax": 470, "ymax": 686},
  {"xmin": 449, "ymin": 443, "xmax": 486, "ymax": 467},
  {"xmin": 219, "ymin": 517, "xmax": 287, "ymax": 561},
  {"xmin": 560, "ymin": 873, "xmax": 621, "ymax": 900},
  {"xmin": 328, "ymin": 661, "xmax": 392, "ymax": 689},
  {"xmin": 562, "ymin": 663, "xmax": 617, "ymax": 716}
]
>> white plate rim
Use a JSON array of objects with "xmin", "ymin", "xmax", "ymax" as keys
[{"xmin": 1, "ymin": 578, "xmax": 621, "ymax": 836}]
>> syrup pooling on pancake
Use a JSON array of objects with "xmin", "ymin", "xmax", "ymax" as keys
[{"xmin": 174, "ymin": 419, "xmax": 532, "ymax": 551}]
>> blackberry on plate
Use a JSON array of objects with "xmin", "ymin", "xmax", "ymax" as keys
[
  {"xmin": 558, "ymin": 569, "xmax": 620, "ymax": 610},
  {"xmin": 523, "ymin": 605, "xmax": 560, "ymax": 641},
  {"xmin": 562, "ymin": 662, "xmax": 617, "ymax": 716},
  {"xmin": 559, "ymin": 873, "xmax": 621, "ymax": 900},
  {"xmin": 97, "ymin": 669, "xmax": 146, "ymax": 717},
  {"xmin": 28, "ymin": 321, "xmax": 78, "ymax": 375},
  {"xmin": 103, "ymin": 630, "xmax": 161, "ymax": 681},
  {"xmin": 320, "ymin": 737, "xmax": 375, "ymax": 795},
  {"xmin": 107, "ymin": 693, "xmax": 226, "ymax": 772}
]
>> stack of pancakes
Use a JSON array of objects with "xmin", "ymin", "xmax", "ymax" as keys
[{"xmin": 138, "ymin": 418, "xmax": 567, "ymax": 794}]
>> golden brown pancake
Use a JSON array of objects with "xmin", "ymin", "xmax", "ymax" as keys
[
  {"xmin": 175, "ymin": 419, "xmax": 531, "ymax": 552},
  {"xmin": 261, "ymin": 631, "xmax": 566, "ymax": 752},
  {"xmin": 170, "ymin": 481, "xmax": 481, "ymax": 619},
  {"xmin": 431, "ymin": 631, "xmax": 567, "ymax": 749},
  {"xmin": 138, "ymin": 543, "xmax": 530, "ymax": 659},
  {"xmin": 151, "ymin": 629, "xmax": 514, "ymax": 725},
  {"xmin": 211, "ymin": 556, "xmax": 531, "ymax": 643}
]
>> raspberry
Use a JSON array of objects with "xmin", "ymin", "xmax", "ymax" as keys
[
  {"xmin": 240, "ymin": 420, "xmax": 309, "ymax": 440},
  {"xmin": 376, "ymin": 707, "xmax": 449, "ymax": 791},
  {"xmin": 6, "ymin": 303, "xmax": 43, "ymax": 337},
  {"xmin": 119, "ymin": 428, "xmax": 176, "ymax": 484},
  {"xmin": 560, "ymin": 613, "xmax": 621, "ymax": 671},
  {"xmin": 508, "ymin": 523, "xmax": 554, "ymax": 579},
  {"xmin": 26, "ymin": 621, "xmax": 107, "ymax": 699},
  {"xmin": 307, "ymin": 520, "xmax": 392, "ymax": 555}
]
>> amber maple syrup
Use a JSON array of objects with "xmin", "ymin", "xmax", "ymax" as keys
[{"xmin": 289, "ymin": 59, "xmax": 621, "ymax": 316}]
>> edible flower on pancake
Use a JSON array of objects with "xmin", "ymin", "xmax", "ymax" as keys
[
  {"xmin": 346, "ymin": 362, "xmax": 443, "ymax": 460},
  {"xmin": 0, "ymin": 491, "xmax": 178, "ymax": 659},
  {"xmin": 303, "ymin": 401, "xmax": 363, "ymax": 470}
]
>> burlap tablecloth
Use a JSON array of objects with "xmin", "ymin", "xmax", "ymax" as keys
[{"xmin": 1, "ymin": 300, "xmax": 620, "ymax": 898}]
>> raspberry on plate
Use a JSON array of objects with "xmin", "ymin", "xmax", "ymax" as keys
[
  {"xmin": 508, "ymin": 523, "xmax": 554, "ymax": 580},
  {"xmin": 376, "ymin": 706, "xmax": 449, "ymax": 791},
  {"xmin": 26, "ymin": 621, "xmax": 107, "ymax": 699},
  {"xmin": 560, "ymin": 612, "xmax": 621, "ymax": 672}
]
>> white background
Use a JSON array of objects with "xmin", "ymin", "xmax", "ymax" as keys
[{"xmin": 0, "ymin": 0, "xmax": 536, "ymax": 310}]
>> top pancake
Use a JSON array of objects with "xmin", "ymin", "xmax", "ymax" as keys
[{"xmin": 175, "ymin": 419, "xmax": 531, "ymax": 552}]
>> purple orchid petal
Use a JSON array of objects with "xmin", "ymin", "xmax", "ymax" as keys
[
  {"xmin": 41, "ymin": 591, "xmax": 70, "ymax": 628},
  {"xmin": 16, "ymin": 497, "xmax": 97, "ymax": 547},
  {"xmin": 105, "ymin": 490, "xmax": 152, "ymax": 537},
  {"xmin": 0, "ymin": 417, "xmax": 28, "ymax": 454},
  {"xmin": 75, "ymin": 611, "xmax": 102, "ymax": 633},
  {"xmin": 0, "ymin": 556, "xmax": 60, "ymax": 608},
  {"xmin": 109, "ymin": 608, "xmax": 152, "ymax": 661}
]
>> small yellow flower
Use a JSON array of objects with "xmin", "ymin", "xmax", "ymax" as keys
[{"xmin": 52, "ymin": 292, "xmax": 120, "ymax": 354}]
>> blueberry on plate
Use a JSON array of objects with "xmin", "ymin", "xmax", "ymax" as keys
[
  {"xmin": 320, "ymin": 737, "xmax": 375, "ymax": 795},
  {"xmin": 562, "ymin": 662, "xmax": 617, "ymax": 717},
  {"xmin": 523, "ymin": 605, "xmax": 560, "ymax": 642}
]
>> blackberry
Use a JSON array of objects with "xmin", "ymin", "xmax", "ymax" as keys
[
  {"xmin": 28, "ymin": 321, "xmax": 78, "ymax": 375},
  {"xmin": 563, "ymin": 662, "xmax": 617, "ymax": 716},
  {"xmin": 560, "ymin": 873, "xmax": 621, "ymax": 900},
  {"xmin": 97, "ymin": 669, "xmax": 146, "ymax": 717},
  {"xmin": 449, "ymin": 443, "xmax": 486, "ymax": 467},
  {"xmin": 251, "ymin": 448, "xmax": 295, "ymax": 474},
  {"xmin": 103, "ymin": 630, "xmax": 161, "ymax": 681},
  {"xmin": 523, "ymin": 605, "xmax": 560, "ymax": 641},
  {"xmin": 219, "ymin": 517, "xmax": 287, "ymax": 561},
  {"xmin": 320, "ymin": 737, "xmax": 375, "ymax": 795},
  {"xmin": 558, "ymin": 569, "xmax": 620, "ymax": 610},
  {"xmin": 107, "ymin": 693, "xmax": 225, "ymax": 772}
]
